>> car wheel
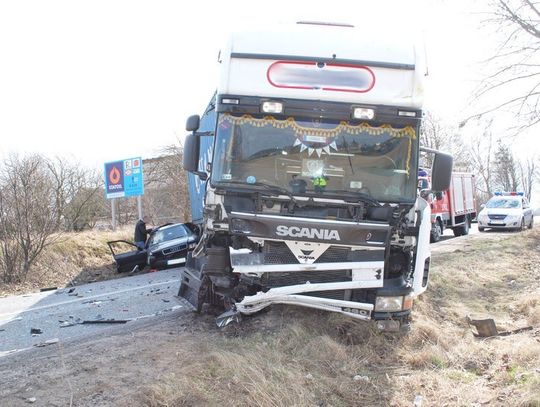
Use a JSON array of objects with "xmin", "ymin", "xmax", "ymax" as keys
[
  {"xmin": 430, "ymin": 220, "xmax": 443, "ymax": 243},
  {"xmin": 529, "ymin": 217, "xmax": 534, "ymax": 229},
  {"xmin": 519, "ymin": 218, "xmax": 525, "ymax": 232}
]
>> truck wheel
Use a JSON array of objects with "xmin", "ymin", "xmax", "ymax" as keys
[
  {"xmin": 430, "ymin": 220, "xmax": 443, "ymax": 243},
  {"xmin": 478, "ymin": 227, "xmax": 485, "ymax": 232}
]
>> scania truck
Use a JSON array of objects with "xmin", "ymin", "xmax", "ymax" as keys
[{"xmin": 181, "ymin": 22, "xmax": 453, "ymax": 332}]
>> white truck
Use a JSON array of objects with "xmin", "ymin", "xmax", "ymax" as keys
[{"xmin": 181, "ymin": 22, "xmax": 452, "ymax": 332}]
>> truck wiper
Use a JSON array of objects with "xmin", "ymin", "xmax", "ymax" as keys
[
  {"xmin": 216, "ymin": 180, "xmax": 296, "ymax": 202},
  {"xmin": 323, "ymin": 190, "xmax": 381, "ymax": 207}
]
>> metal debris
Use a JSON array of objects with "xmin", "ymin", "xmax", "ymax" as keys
[
  {"xmin": 39, "ymin": 287, "xmax": 57, "ymax": 292},
  {"xmin": 467, "ymin": 315, "xmax": 533, "ymax": 338},
  {"xmin": 216, "ymin": 308, "xmax": 241, "ymax": 327},
  {"xmin": 34, "ymin": 338, "xmax": 59, "ymax": 347},
  {"xmin": 81, "ymin": 319, "xmax": 129, "ymax": 324}
]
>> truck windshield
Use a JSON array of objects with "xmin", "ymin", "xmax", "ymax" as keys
[{"xmin": 211, "ymin": 113, "xmax": 419, "ymax": 202}]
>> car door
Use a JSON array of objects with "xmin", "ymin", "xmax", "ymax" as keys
[
  {"xmin": 107, "ymin": 240, "xmax": 148, "ymax": 273},
  {"xmin": 522, "ymin": 198, "xmax": 533, "ymax": 224}
]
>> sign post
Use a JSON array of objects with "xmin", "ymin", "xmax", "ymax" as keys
[{"xmin": 104, "ymin": 157, "xmax": 144, "ymax": 230}]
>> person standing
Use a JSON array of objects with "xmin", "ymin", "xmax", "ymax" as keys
[{"xmin": 134, "ymin": 216, "xmax": 152, "ymax": 250}]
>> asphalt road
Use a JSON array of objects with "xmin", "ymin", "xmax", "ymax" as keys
[
  {"xmin": 1, "ymin": 219, "xmax": 535, "ymax": 357},
  {"xmin": 0, "ymin": 268, "xmax": 190, "ymax": 356}
]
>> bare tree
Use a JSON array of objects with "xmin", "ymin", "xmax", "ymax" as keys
[
  {"xmin": 467, "ymin": 121, "xmax": 496, "ymax": 202},
  {"xmin": 420, "ymin": 112, "xmax": 470, "ymax": 169},
  {"xmin": 517, "ymin": 155, "xmax": 538, "ymax": 199},
  {"xmin": 471, "ymin": 0, "xmax": 540, "ymax": 130},
  {"xmin": 0, "ymin": 155, "xmax": 61, "ymax": 283},
  {"xmin": 493, "ymin": 139, "xmax": 519, "ymax": 191},
  {"xmin": 46, "ymin": 157, "xmax": 106, "ymax": 231}
]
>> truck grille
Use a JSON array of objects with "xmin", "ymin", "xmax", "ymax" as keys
[
  {"xmin": 263, "ymin": 241, "xmax": 381, "ymax": 264},
  {"xmin": 261, "ymin": 270, "xmax": 351, "ymax": 288},
  {"xmin": 263, "ymin": 241, "xmax": 298, "ymax": 264},
  {"xmin": 488, "ymin": 214, "xmax": 507, "ymax": 220}
]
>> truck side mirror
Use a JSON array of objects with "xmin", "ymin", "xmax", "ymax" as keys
[
  {"xmin": 431, "ymin": 152, "xmax": 453, "ymax": 192},
  {"xmin": 183, "ymin": 134, "xmax": 200, "ymax": 173},
  {"xmin": 186, "ymin": 115, "xmax": 201, "ymax": 132}
]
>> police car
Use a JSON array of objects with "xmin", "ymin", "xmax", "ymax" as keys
[{"xmin": 477, "ymin": 192, "xmax": 534, "ymax": 232}]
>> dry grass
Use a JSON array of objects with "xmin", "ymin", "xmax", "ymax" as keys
[
  {"xmin": 0, "ymin": 227, "xmax": 132, "ymax": 296},
  {"xmin": 141, "ymin": 228, "xmax": 540, "ymax": 407}
]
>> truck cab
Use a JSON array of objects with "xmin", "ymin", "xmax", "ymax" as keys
[{"xmin": 181, "ymin": 22, "xmax": 452, "ymax": 332}]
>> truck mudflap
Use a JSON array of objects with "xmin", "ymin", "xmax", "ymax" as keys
[{"xmin": 234, "ymin": 281, "xmax": 375, "ymax": 321}]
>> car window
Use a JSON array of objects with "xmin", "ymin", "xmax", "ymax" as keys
[
  {"xmin": 148, "ymin": 225, "xmax": 188, "ymax": 245},
  {"xmin": 485, "ymin": 198, "xmax": 521, "ymax": 209}
]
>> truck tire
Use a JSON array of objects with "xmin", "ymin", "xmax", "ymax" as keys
[
  {"xmin": 453, "ymin": 216, "xmax": 470, "ymax": 237},
  {"xmin": 430, "ymin": 220, "xmax": 443, "ymax": 243},
  {"xmin": 478, "ymin": 226, "xmax": 485, "ymax": 232}
]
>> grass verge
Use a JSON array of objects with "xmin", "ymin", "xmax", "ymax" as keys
[{"xmin": 141, "ymin": 228, "xmax": 540, "ymax": 407}]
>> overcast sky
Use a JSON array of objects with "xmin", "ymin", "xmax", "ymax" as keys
[{"xmin": 0, "ymin": 0, "xmax": 533, "ymax": 169}]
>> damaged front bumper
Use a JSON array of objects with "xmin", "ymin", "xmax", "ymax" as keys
[{"xmin": 236, "ymin": 281, "xmax": 375, "ymax": 320}]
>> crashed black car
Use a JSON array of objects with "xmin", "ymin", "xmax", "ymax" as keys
[
  {"xmin": 146, "ymin": 223, "xmax": 199, "ymax": 269},
  {"xmin": 107, "ymin": 223, "xmax": 199, "ymax": 273}
]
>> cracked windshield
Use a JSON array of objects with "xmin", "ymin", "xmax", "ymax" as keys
[{"xmin": 211, "ymin": 113, "xmax": 418, "ymax": 201}]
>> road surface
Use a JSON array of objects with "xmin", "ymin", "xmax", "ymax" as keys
[{"xmin": 0, "ymin": 268, "xmax": 190, "ymax": 356}]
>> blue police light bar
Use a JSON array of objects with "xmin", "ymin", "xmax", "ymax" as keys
[{"xmin": 494, "ymin": 191, "xmax": 524, "ymax": 196}]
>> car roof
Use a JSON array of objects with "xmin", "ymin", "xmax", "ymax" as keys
[{"xmin": 155, "ymin": 223, "xmax": 188, "ymax": 232}]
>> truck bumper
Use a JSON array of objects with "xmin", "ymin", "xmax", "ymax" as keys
[
  {"xmin": 236, "ymin": 281, "xmax": 376, "ymax": 320},
  {"xmin": 234, "ymin": 276, "xmax": 413, "ymax": 331}
]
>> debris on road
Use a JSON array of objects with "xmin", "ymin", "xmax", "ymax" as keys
[
  {"xmin": 82, "ymin": 298, "xmax": 116, "ymax": 305},
  {"xmin": 39, "ymin": 287, "xmax": 57, "ymax": 292},
  {"xmin": 30, "ymin": 328, "xmax": 42, "ymax": 335},
  {"xmin": 26, "ymin": 397, "xmax": 37, "ymax": 403},
  {"xmin": 81, "ymin": 319, "xmax": 129, "ymax": 324},
  {"xmin": 34, "ymin": 338, "xmax": 59, "ymax": 348}
]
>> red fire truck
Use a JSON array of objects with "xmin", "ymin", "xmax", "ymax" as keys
[{"xmin": 419, "ymin": 170, "xmax": 477, "ymax": 242}]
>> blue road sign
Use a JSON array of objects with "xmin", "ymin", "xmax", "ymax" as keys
[{"xmin": 104, "ymin": 157, "xmax": 144, "ymax": 199}]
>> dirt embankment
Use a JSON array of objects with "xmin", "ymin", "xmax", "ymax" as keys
[
  {"xmin": 1, "ymin": 228, "xmax": 539, "ymax": 406},
  {"xmin": 0, "ymin": 228, "xmax": 132, "ymax": 297}
]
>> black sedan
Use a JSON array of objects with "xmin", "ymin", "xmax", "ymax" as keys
[
  {"xmin": 107, "ymin": 222, "xmax": 199, "ymax": 273},
  {"xmin": 146, "ymin": 223, "xmax": 199, "ymax": 269}
]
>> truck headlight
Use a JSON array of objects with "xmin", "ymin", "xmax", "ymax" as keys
[
  {"xmin": 375, "ymin": 296, "xmax": 403, "ymax": 312},
  {"xmin": 375, "ymin": 295, "xmax": 413, "ymax": 312}
]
